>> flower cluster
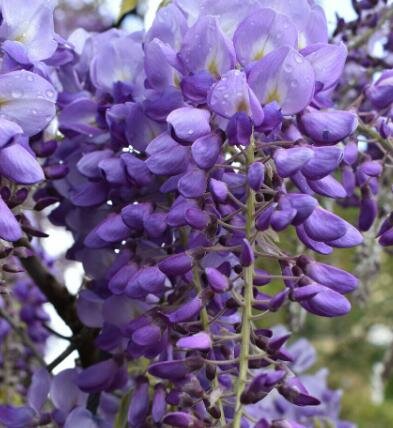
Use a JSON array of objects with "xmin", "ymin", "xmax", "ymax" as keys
[{"xmin": 1, "ymin": 0, "xmax": 393, "ymax": 427}]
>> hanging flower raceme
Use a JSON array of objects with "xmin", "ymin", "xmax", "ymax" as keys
[{"xmin": 1, "ymin": 0, "xmax": 389, "ymax": 427}]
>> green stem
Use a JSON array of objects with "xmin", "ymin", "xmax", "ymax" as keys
[
  {"xmin": 357, "ymin": 121, "xmax": 393, "ymax": 155},
  {"xmin": 192, "ymin": 266, "xmax": 226, "ymax": 426},
  {"xmin": 233, "ymin": 140, "xmax": 256, "ymax": 428}
]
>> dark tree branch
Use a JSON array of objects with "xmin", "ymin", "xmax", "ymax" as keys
[{"xmin": 15, "ymin": 238, "xmax": 99, "ymax": 369}]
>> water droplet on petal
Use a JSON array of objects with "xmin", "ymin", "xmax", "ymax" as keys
[
  {"xmin": 11, "ymin": 89, "xmax": 23, "ymax": 98},
  {"xmin": 295, "ymin": 55, "xmax": 304, "ymax": 64},
  {"xmin": 45, "ymin": 89, "xmax": 55, "ymax": 98},
  {"xmin": 188, "ymin": 129, "xmax": 194, "ymax": 136},
  {"xmin": 290, "ymin": 80, "xmax": 298, "ymax": 88},
  {"xmin": 27, "ymin": 75, "xmax": 34, "ymax": 82}
]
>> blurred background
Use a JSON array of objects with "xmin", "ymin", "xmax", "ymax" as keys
[{"xmin": 44, "ymin": 1, "xmax": 393, "ymax": 426}]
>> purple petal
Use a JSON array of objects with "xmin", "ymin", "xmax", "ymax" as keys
[
  {"xmin": 70, "ymin": 181, "xmax": 108, "ymax": 207},
  {"xmin": 128, "ymin": 377, "xmax": 150, "ymax": 427},
  {"xmin": 0, "ymin": 405, "xmax": 35, "ymax": 428},
  {"xmin": 296, "ymin": 224, "xmax": 333, "ymax": 255},
  {"xmin": 178, "ymin": 169, "xmax": 207, "ymax": 198},
  {"xmin": 302, "ymin": 42, "xmax": 347, "ymax": 91},
  {"xmin": 307, "ymin": 175, "xmax": 347, "ymax": 199},
  {"xmin": 326, "ymin": 223, "xmax": 363, "ymax": 248},
  {"xmin": 50, "ymin": 369, "xmax": 84, "ymax": 414},
  {"xmin": 208, "ymin": 70, "xmax": 264, "ymax": 124},
  {"xmin": 205, "ymin": 267, "xmax": 229, "ymax": 292},
  {"xmin": 303, "ymin": 207, "xmax": 347, "ymax": 242},
  {"xmin": 144, "ymin": 212, "xmax": 168, "ymax": 238},
  {"xmin": 185, "ymin": 207, "xmax": 209, "ymax": 230},
  {"xmin": 234, "ymin": 8, "xmax": 297, "ymax": 66},
  {"xmin": 132, "ymin": 325, "xmax": 161, "ymax": 346},
  {"xmin": 177, "ymin": 332, "xmax": 212, "ymax": 350},
  {"xmin": 301, "ymin": 146, "xmax": 343, "ymax": 180},
  {"xmin": 90, "ymin": 34, "xmax": 144, "ymax": 95},
  {"xmin": 240, "ymin": 238, "xmax": 254, "ymax": 267},
  {"xmin": 77, "ymin": 150, "xmax": 113, "ymax": 179},
  {"xmin": 121, "ymin": 202, "xmax": 153, "ymax": 231},
  {"xmin": 248, "ymin": 47, "xmax": 315, "ymax": 115},
  {"xmin": 121, "ymin": 152, "xmax": 153, "ymax": 186},
  {"xmin": 27, "ymin": 368, "xmax": 50, "ymax": 413},
  {"xmin": 158, "ymin": 252, "xmax": 193, "ymax": 276},
  {"xmin": 96, "ymin": 214, "xmax": 130, "ymax": 243},
  {"xmin": 0, "ymin": 143, "xmax": 44, "ymax": 184},
  {"xmin": 209, "ymin": 178, "xmax": 229, "ymax": 202},
  {"xmin": 76, "ymin": 359, "xmax": 118, "ymax": 393},
  {"xmin": 286, "ymin": 193, "xmax": 317, "ymax": 225},
  {"xmin": 300, "ymin": 287, "xmax": 351, "ymax": 317},
  {"xmin": 226, "ymin": 112, "xmax": 253, "ymax": 146},
  {"xmin": 76, "ymin": 290, "xmax": 103, "ymax": 328},
  {"xmin": 0, "ymin": 118, "xmax": 22, "ymax": 148},
  {"xmin": 148, "ymin": 358, "xmax": 203, "ymax": 381},
  {"xmin": 146, "ymin": 133, "xmax": 190, "ymax": 176},
  {"xmin": 191, "ymin": 133, "xmax": 221, "ymax": 170},
  {"xmin": 248, "ymin": 162, "xmax": 265, "ymax": 191},
  {"xmin": 166, "ymin": 297, "xmax": 202, "ymax": 323},
  {"xmin": 167, "ymin": 107, "xmax": 211, "ymax": 143},
  {"xmin": 0, "ymin": 70, "xmax": 56, "ymax": 136},
  {"xmin": 274, "ymin": 147, "xmax": 314, "ymax": 178},
  {"xmin": 0, "ymin": 196, "xmax": 22, "ymax": 242},
  {"xmin": 64, "ymin": 407, "xmax": 97, "ymax": 428},
  {"xmin": 162, "ymin": 412, "xmax": 204, "ymax": 428},
  {"xmin": 301, "ymin": 259, "xmax": 358, "ymax": 294},
  {"xmin": 301, "ymin": 109, "xmax": 358, "ymax": 145},
  {"xmin": 0, "ymin": 0, "xmax": 57, "ymax": 63},
  {"xmin": 179, "ymin": 16, "xmax": 235, "ymax": 76}
]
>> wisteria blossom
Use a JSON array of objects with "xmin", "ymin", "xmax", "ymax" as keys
[{"xmin": 0, "ymin": 0, "xmax": 393, "ymax": 427}]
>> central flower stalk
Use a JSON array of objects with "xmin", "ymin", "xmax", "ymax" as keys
[{"xmin": 233, "ymin": 138, "xmax": 256, "ymax": 427}]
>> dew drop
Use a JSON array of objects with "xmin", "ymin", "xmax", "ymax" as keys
[
  {"xmin": 11, "ymin": 89, "xmax": 23, "ymax": 99},
  {"xmin": 290, "ymin": 80, "xmax": 298, "ymax": 88},
  {"xmin": 187, "ymin": 129, "xmax": 194, "ymax": 135},
  {"xmin": 31, "ymin": 109, "xmax": 38, "ymax": 115},
  {"xmin": 284, "ymin": 63, "xmax": 292, "ymax": 73},
  {"xmin": 295, "ymin": 55, "xmax": 304, "ymax": 64},
  {"xmin": 26, "ymin": 74, "xmax": 34, "ymax": 82},
  {"xmin": 45, "ymin": 89, "xmax": 55, "ymax": 98}
]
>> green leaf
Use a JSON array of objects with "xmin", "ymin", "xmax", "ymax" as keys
[
  {"xmin": 119, "ymin": 0, "xmax": 138, "ymax": 18},
  {"xmin": 114, "ymin": 389, "xmax": 133, "ymax": 428}
]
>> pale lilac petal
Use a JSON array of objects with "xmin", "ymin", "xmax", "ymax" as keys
[
  {"xmin": 64, "ymin": 407, "xmax": 98, "ymax": 428},
  {"xmin": 27, "ymin": 368, "xmax": 50, "ymax": 413},
  {"xmin": 208, "ymin": 70, "xmax": 264, "ymax": 124},
  {"xmin": 0, "ymin": 0, "xmax": 57, "ymax": 63},
  {"xmin": 179, "ymin": 15, "xmax": 235, "ymax": 76},
  {"xmin": 234, "ymin": 8, "xmax": 297, "ymax": 66},
  {"xmin": 0, "ymin": 70, "xmax": 56, "ymax": 136},
  {"xmin": 0, "ymin": 143, "xmax": 44, "ymax": 184},
  {"xmin": 0, "ymin": 196, "xmax": 22, "ymax": 242},
  {"xmin": 177, "ymin": 332, "xmax": 212, "ymax": 350},
  {"xmin": 249, "ymin": 47, "xmax": 315, "ymax": 115},
  {"xmin": 302, "ymin": 42, "xmax": 347, "ymax": 91},
  {"xmin": 167, "ymin": 107, "xmax": 211, "ymax": 142},
  {"xmin": 50, "ymin": 369, "xmax": 85, "ymax": 414},
  {"xmin": 0, "ymin": 118, "xmax": 23, "ymax": 148}
]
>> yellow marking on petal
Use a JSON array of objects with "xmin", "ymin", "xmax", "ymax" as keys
[
  {"xmin": 266, "ymin": 88, "xmax": 282, "ymax": 104},
  {"xmin": 298, "ymin": 33, "xmax": 307, "ymax": 50},
  {"xmin": 15, "ymin": 33, "xmax": 27, "ymax": 43},
  {"xmin": 253, "ymin": 49, "xmax": 265, "ymax": 61},
  {"xmin": 237, "ymin": 99, "xmax": 249, "ymax": 113},
  {"xmin": 208, "ymin": 59, "xmax": 219, "ymax": 78}
]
